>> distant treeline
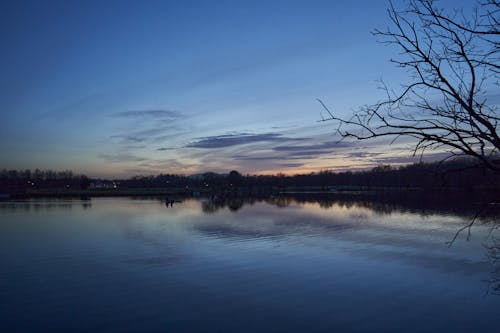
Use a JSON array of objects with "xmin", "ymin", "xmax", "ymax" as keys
[
  {"xmin": 117, "ymin": 159, "xmax": 500, "ymax": 192},
  {"xmin": 1, "ymin": 159, "xmax": 499, "ymax": 194},
  {"xmin": 0, "ymin": 169, "xmax": 90, "ymax": 192}
]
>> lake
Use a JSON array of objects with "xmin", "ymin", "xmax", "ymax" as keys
[{"xmin": 1, "ymin": 196, "xmax": 499, "ymax": 332}]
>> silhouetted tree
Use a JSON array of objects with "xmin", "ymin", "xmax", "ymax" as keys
[
  {"xmin": 80, "ymin": 175, "xmax": 91, "ymax": 190},
  {"xmin": 228, "ymin": 170, "xmax": 243, "ymax": 186},
  {"xmin": 320, "ymin": 0, "xmax": 499, "ymax": 171}
]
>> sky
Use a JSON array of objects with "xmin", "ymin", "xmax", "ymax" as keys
[{"xmin": 0, "ymin": 0, "xmax": 476, "ymax": 178}]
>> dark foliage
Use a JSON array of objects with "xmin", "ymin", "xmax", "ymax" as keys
[
  {"xmin": 1, "ymin": 159, "xmax": 499, "ymax": 194},
  {"xmin": 0, "ymin": 169, "xmax": 90, "ymax": 193}
]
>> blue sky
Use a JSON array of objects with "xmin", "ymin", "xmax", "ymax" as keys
[{"xmin": 0, "ymin": 0, "xmax": 475, "ymax": 177}]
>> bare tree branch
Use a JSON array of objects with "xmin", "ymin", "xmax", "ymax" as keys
[{"xmin": 321, "ymin": 0, "xmax": 500, "ymax": 172}]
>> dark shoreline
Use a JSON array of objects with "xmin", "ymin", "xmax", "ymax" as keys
[{"xmin": 2, "ymin": 185, "xmax": 499, "ymax": 199}]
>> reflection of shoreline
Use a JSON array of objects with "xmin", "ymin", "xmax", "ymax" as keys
[
  {"xmin": 487, "ymin": 236, "xmax": 500, "ymax": 295},
  {"xmin": 0, "ymin": 197, "xmax": 92, "ymax": 212},
  {"xmin": 201, "ymin": 192, "xmax": 500, "ymax": 219},
  {"xmin": 198, "ymin": 193, "xmax": 500, "ymax": 295},
  {"xmin": 198, "ymin": 192, "xmax": 500, "ymax": 295},
  {"xmin": 2, "ymin": 195, "xmax": 499, "ymax": 296}
]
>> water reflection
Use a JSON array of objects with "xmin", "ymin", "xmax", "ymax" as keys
[
  {"xmin": 1, "ymin": 195, "xmax": 500, "ymax": 332},
  {"xmin": 0, "ymin": 197, "xmax": 92, "ymax": 212},
  {"xmin": 486, "ymin": 233, "xmax": 500, "ymax": 295},
  {"xmin": 197, "ymin": 194, "xmax": 500, "ymax": 295},
  {"xmin": 200, "ymin": 192, "xmax": 500, "ymax": 219},
  {"xmin": 2, "ymin": 192, "xmax": 498, "ymax": 220},
  {"xmin": 202, "ymin": 197, "xmax": 247, "ymax": 213}
]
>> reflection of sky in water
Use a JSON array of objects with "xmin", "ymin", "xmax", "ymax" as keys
[{"xmin": 0, "ymin": 197, "xmax": 499, "ymax": 332}]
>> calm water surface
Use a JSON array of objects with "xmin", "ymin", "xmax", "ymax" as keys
[{"xmin": 1, "ymin": 197, "xmax": 499, "ymax": 332}]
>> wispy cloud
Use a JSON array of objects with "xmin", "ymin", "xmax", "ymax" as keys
[
  {"xmin": 126, "ymin": 159, "xmax": 201, "ymax": 175},
  {"xmin": 373, "ymin": 152, "xmax": 450, "ymax": 164},
  {"xmin": 110, "ymin": 125, "xmax": 183, "ymax": 144},
  {"xmin": 280, "ymin": 163, "xmax": 304, "ymax": 168},
  {"xmin": 111, "ymin": 110, "xmax": 182, "ymax": 119},
  {"xmin": 98, "ymin": 153, "xmax": 147, "ymax": 163},
  {"xmin": 273, "ymin": 140, "xmax": 352, "ymax": 152},
  {"xmin": 232, "ymin": 155, "xmax": 278, "ymax": 161},
  {"xmin": 345, "ymin": 152, "xmax": 382, "ymax": 159},
  {"xmin": 267, "ymin": 140, "xmax": 355, "ymax": 159},
  {"xmin": 110, "ymin": 135, "xmax": 148, "ymax": 143},
  {"xmin": 180, "ymin": 132, "xmax": 360, "ymax": 174},
  {"xmin": 108, "ymin": 109, "xmax": 185, "ymax": 146},
  {"xmin": 186, "ymin": 132, "xmax": 304, "ymax": 149},
  {"xmin": 122, "ymin": 145, "xmax": 147, "ymax": 150}
]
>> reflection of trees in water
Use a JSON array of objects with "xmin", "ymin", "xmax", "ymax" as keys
[
  {"xmin": 0, "ymin": 197, "xmax": 92, "ymax": 212},
  {"xmin": 486, "ymin": 229, "xmax": 500, "ymax": 295},
  {"xmin": 199, "ymin": 192, "xmax": 500, "ymax": 296},
  {"xmin": 279, "ymin": 192, "xmax": 500, "ymax": 220},
  {"xmin": 227, "ymin": 198, "xmax": 244, "ymax": 211},
  {"xmin": 1, "ymin": 201, "xmax": 72, "ymax": 212},
  {"xmin": 201, "ymin": 197, "xmax": 258, "ymax": 214},
  {"xmin": 199, "ymin": 192, "xmax": 500, "ymax": 220},
  {"xmin": 266, "ymin": 196, "xmax": 294, "ymax": 208}
]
